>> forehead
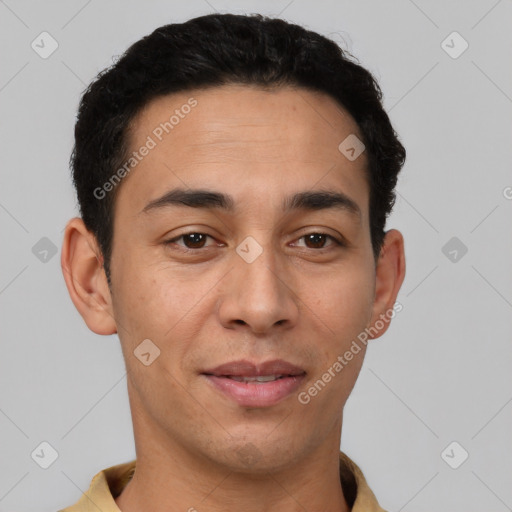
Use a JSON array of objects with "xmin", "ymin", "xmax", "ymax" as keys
[
  {"xmin": 132, "ymin": 83, "xmax": 361, "ymax": 151},
  {"xmin": 118, "ymin": 84, "xmax": 369, "ymax": 219}
]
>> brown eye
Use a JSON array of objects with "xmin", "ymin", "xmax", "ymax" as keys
[
  {"xmin": 304, "ymin": 233, "xmax": 329, "ymax": 249},
  {"xmin": 165, "ymin": 232, "xmax": 214, "ymax": 251},
  {"xmin": 294, "ymin": 233, "xmax": 341, "ymax": 250},
  {"xmin": 181, "ymin": 233, "xmax": 208, "ymax": 248}
]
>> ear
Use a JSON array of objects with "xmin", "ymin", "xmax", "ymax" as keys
[
  {"xmin": 61, "ymin": 217, "xmax": 117, "ymax": 335},
  {"xmin": 367, "ymin": 229, "xmax": 406, "ymax": 339}
]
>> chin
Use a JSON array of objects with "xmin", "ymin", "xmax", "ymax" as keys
[{"xmin": 213, "ymin": 437, "xmax": 302, "ymax": 475}]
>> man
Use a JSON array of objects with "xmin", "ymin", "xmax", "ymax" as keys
[{"xmin": 60, "ymin": 12, "xmax": 405, "ymax": 512}]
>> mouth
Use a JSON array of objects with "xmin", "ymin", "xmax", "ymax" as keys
[
  {"xmin": 217, "ymin": 374, "xmax": 293, "ymax": 383},
  {"xmin": 201, "ymin": 359, "xmax": 306, "ymax": 407}
]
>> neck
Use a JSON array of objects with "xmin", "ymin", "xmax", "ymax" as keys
[{"xmin": 115, "ymin": 385, "xmax": 350, "ymax": 512}]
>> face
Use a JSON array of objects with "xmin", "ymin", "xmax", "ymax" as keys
[{"xmin": 93, "ymin": 85, "xmax": 395, "ymax": 472}]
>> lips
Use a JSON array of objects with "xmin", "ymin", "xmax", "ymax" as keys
[
  {"xmin": 202, "ymin": 359, "xmax": 306, "ymax": 378},
  {"xmin": 201, "ymin": 359, "xmax": 306, "ymax": 407}
]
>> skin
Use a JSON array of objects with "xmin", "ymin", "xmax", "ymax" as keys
[{"xmin": 62, "ymin": 84, "xmax": 405, "ymax": 512}]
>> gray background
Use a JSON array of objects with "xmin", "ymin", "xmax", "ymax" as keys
[{"xmin": 1, "ymin": 0, "xmax": 511, "ymax": 511}]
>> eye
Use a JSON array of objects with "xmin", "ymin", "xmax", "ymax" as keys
[
  {"xmin": 292, "ymin": 233, "xmax": 343, "ymax": 250},
  {"xmin": 164, "ymin": 231, "xmax": 344, "ymax": 254},
  {"xmin": 164, "ymin": 232, "xmax": 217, "ymax": 251}
]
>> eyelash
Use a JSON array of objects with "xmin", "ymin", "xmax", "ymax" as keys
[{"xmin": 163, "ymin": 231, "xmax": 345, "ymax": 253}]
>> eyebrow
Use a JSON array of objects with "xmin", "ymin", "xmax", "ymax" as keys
[{"xmin": 141, "ymin": 187, "xmax": 361, "ymax": 219}]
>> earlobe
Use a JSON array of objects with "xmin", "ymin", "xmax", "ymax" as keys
[
  {"xmin": 367, "ymin": 229, "xmax": 406, "ymax": 340},
  {"xmin": 61, "ymin": 217, "xmax": 117, "ymax": 335}
]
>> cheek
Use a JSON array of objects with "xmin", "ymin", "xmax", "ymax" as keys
[
  {"xmin": 299, "ymin": 270, "xmax": 372, "ymax": 413},
  {"xmin": 301, "ymin": 263, "xmax": 374, "ymax": 392},
  {"xmin": 110, "ymin": 254, "xmax": 166, "ymax": 342},
  {"xmin": 111, "ymin": 255, "xmax": 217, "ymax": 355},
  {"xmin": 310, "ymin": 264, "xmax": 374, "ymax": 335}
]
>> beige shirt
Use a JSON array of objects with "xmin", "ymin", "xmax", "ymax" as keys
[{"xmin": 59, "ymin": 451, "xmax": 387, "ymax": 511}]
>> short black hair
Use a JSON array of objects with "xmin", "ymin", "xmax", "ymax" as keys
[{"xmin": 71, "ymin": 13, "xmax": 405, "ymax": 283}]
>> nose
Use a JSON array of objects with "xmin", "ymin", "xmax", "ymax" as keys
[{"xmin": 217, "ymin": 240, "xmax": 300, "ymax": 334}]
